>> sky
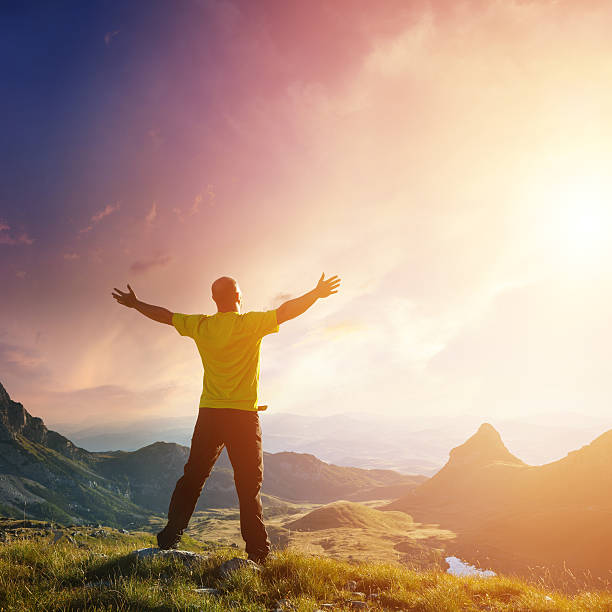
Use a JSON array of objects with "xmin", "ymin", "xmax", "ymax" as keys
[{"xmin": 2, "ymin": 0, "xmax": 612, "ymax": 441}]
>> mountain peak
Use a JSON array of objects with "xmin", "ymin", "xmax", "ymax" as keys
[
  {"xmin": 447, "ymin": 422, "xmax": 524, "ymax": 468},
  {"xmin": 0, "ymin": 381, "xmax": 11, "ymax": 407},
  {"xmin": 474, "ymin": 422, "xmax": 503, "ymax": 443},
  {"xmin": 0, "ymin": 379, "xmax": 89, "ymax": 462}
]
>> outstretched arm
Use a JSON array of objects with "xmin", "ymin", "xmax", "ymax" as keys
[
  {"xmin": 276, "ymin": 273, "xmax": 341, "ymax": 325},
  {"xmin": 111, "ymin": 284, "xmax": 173, "ymax": 325}
]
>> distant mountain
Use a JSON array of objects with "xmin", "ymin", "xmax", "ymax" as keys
[
  {"xmin": 261, "ymin": 452, "xmax": 425, "ymax": 503},
  {"xmin": 93, "ymin": 445, "xmax": 424, "ymax": 513},
  {"xmin": 0, "ymin": 381, "xmax": 422, "ymax": 525},
  {"xmin": 385, "ymin": 423, "xmax": 612, "ymax": 579},
  {"xmin": 61, "ymin": 410, "xmax": 612, "ymax": 476}
]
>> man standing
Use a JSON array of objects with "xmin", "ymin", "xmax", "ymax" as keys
[{"xmin": 111, "ymin": 273, "xmax": 341, "ymax": 562}]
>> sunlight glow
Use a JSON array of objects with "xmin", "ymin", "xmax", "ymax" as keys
[
  {"xmin": 524, "ymin": 171, "xmax": 612, "ymax": 277},
  {"xmin": 555, "ymin": 178, "xmax": 612, "ymax": 255}
]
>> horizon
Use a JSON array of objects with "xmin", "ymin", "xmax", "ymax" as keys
[
  {"xmin": 3, "ymin": 1, "xmax": 612, "ymax": 456},
  {"xmin": 4, "ymin": 377, "xmax": 611, "ymax": 475}
]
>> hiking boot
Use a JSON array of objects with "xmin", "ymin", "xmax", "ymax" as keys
[
  {"xmin": 156, "ymin": 524, "xmax": 183, "ymax": 550},
  {"xmin": 247, "ymin": 551, "xmax": 269, "ymax": 565}
]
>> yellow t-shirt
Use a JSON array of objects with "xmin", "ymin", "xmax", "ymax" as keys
[{"xmin": 172, "ymin": 310, "xmax": 279, "ymax": 411}]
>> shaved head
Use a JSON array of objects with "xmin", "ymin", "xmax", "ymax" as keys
[{"xmin": 211, "ymin": 276, "xmax": 241, "ymax": 312}]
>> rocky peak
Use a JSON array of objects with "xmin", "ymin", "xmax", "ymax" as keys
[
  {"xmin": 0, "ymin": 380, "xmax": 90, "ymax": 463},
  {"xmin": 0, "ymin": 383, "xmax": 42, "ymax": 442},
  {"xmin": 447, "ymin": 423, "xmax": 524, "ymax": 468},
  {"xmin": 0, "ymin": 381, "xmax": 11, "ymax": 407}
]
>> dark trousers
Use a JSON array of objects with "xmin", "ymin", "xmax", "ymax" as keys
[{"xmin": 166, "ymin": 407, "xmax": 270, "ymax": 558}]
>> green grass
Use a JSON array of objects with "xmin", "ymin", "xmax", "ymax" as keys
[{"xmin": 0, "ymin": 528, "xmax": 611, "ymax": 611}]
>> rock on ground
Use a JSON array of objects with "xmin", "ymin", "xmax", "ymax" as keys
[
  {"xmin": 218, "ymin": 557, "xmax": 262, "ymax": 578},
  {"xmin": 129, "ymin": 547, "xmax": 208, "ymax": 567}
]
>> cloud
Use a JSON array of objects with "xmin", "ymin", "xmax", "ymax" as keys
[
  {"xmin": 174, "ymin": 188, "xmax": 215, "ymax": 222},
  {"xmin": 129, "ymin": 252, "xmax": 173, "ymax": 274},
  {"xmin": 0, "ymin": 341, "xmax": 49, "ymax": 381},
  {"xmin": 145, "ymin": 202, "xmax": 158, "ymax": 228},
  {"xmin": 63, "ymin": 252, "xmax": 80, "ymax": 260},
  {"xmin": 0, "ymin": 221, "xmax": 34, "ymax": 246},
  {"xmin": 15, "ymin": 270, "xmax": 26, "ymax": 279},
  {"xmin": 79, "ymin": 202, "xmax": 120, "ymax": 234},
  {"xmin": 190, "ymin": 193, "xmax": 203, "ymax": 215},
  {"xmin": 92, "ymin": 203, "xmax": 120, "ymax": 223},
  {"xmin": 104, "ymin": 30, "xmax": 120, "ymax": 46}
]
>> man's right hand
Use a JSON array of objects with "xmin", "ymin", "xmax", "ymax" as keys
[
  {"xmin": 314, "ymin": 273, "xmax": 341, "ymax": 298},
  {"xmin": 112, "ymin": 284, "xmax": 138, "ymax": 308}
]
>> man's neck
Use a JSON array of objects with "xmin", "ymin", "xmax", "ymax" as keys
[{"xmin": 217, "ymin": 306, "xmax": 240, "ymax": 314}]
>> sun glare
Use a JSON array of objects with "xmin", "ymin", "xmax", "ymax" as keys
[
  {"xmin": 556, "ymin": 179, "xmax": 611, "ymax": 254},
  {"xmin": 525, "ymin": 172, "xmax": 612, "ymax": 275}
]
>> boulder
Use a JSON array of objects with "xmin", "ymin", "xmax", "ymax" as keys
[
  {"xmin": 218, "ymin": 557, "xmax": 262, "ymax": 578},
  {"xmin": 195, "ymin": 587, "xmax": 220, "ymax": 596},
  {"xmin": 129, "ymin": 547, "xmax": 208, "ymax": 567}
]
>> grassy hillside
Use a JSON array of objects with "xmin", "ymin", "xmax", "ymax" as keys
[
  {"xmin": 1, "ymin": 521, "xmax": 610, "ymax": 611},
  {"xmin": 286, "ymin": 501, "xmax": 416, "ymax": 531}
]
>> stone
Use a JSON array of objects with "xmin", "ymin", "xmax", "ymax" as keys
[
  {"xmin": 218, "ymin": 557, "xmax": 262, "ymax": 578},
  {"xmin": 195, "ymin": 587, "xmax": 220, "ymax": 596},
  {"xmin": 348, "ymin": 602, "xmax": 368, "ymax": 610},
  {"xmin": 345, "ymin": 580, "xmax": 358, "ymax": 592},
  {"xmin": 119, "ymin": 529, "xmax": 129, "ymax": 534},
  {"xmin": 274, "ymin": 598, "xmax": 296, "ymax": 610},
  {"xmin": 129, "ymin": 548, "xmax": 208, "ymax": 567}
]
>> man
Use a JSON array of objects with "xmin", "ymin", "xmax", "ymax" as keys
[{"xmin": 111, "ymin": 272, "xmax": 341, "ymax": 562}]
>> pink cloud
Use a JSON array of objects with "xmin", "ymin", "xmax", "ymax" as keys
[
  {"xmin": 175, "ymin": 189, "xmax": 214, "ymax": 222},
  {"xmin": 92, "ymin": 202, "xmax": 120, "ymax": 223},
  {"xmin": 0, "ymin": 221, "xmax": 34, "ymax": 245},
  {"xmin": 63, "ymin": 252, "xmax": 80, "ymax": 260},
  {"xmin": 145, "ymin": 202, "xmax": 158, "ymax": 227},
  {"xmin": 0, "ymin": 341, "xmax": 48, "ymax": 380},
  {"xmin": 79, "ymin": 202, "xmax": 120, "ymax": 234},
  {"xmin": 190, "ymin": 193, "xmax": 203, "ymax": 215},
  {"xmin": 130, "ymin": 252, "xmax": 173, "ymax": 274}
]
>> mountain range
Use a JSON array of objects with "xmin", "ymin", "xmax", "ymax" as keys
[
  {"xmin": 57, "ymin": 409, "xmax": 612, "ymax": 475},
  {"xmin": 0, "ymin": 381, "xmax": 422, "ymax": 526}
]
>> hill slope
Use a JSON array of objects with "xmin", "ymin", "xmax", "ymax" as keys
[
  {"xmin": 286, "ymin": 500, "xmax": 414, "ymax": 532},
  {"xmin": 0, "ymin": 382, "xmax": 149, "ymax": 526},
  {"xmin": 386, "ymin": 422, "xmax": 612, "ymax": 579}
]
